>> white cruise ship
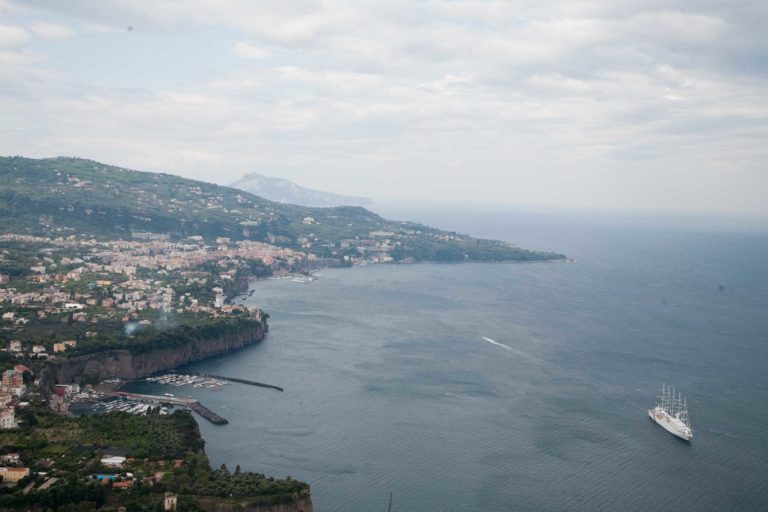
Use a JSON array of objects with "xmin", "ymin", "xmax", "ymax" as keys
[{"xmin": 648, "ymin": 383, "xmax": 693, "ymax": 441}]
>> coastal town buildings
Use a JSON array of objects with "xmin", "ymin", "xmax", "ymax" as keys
[
  {"xmin": 0, "ymin": 408, "xmax": 16, "ymax": 429},
  {"xmin": 0, "ymin": 467, "xmax": 29, "ymax": 483},
  {"xmin": 101, "ymin": 456, "xmax": 127, "ymax": 468}
]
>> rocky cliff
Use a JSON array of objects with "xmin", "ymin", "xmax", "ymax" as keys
[{"xmin": 40, "ymin": 321, "xmax": 267, "ymax": 387}]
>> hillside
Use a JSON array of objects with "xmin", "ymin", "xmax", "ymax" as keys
[
  {"xmin": 230, "ymin": 172, "xmax": 372, "ymax": 207},
  {"xmin": 0, "ymin": 156, "xmax": 565, "ymax": 263}
]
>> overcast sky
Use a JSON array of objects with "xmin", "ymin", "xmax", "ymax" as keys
[{"xmin": 1, "ymin": 1, "xmax": 766, "ymax": 215}]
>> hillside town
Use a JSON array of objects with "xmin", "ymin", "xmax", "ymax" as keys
[{"xmin": 0, "ymin": 232, "xmax": 312, "ymax": 505}]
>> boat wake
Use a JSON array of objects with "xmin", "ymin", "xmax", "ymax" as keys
[{"xmin": 482, "ymin": 336, "xmax": 512, "ymax": 351}]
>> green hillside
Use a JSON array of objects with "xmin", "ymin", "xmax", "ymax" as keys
[{"xmin": 0, "ymin": 156, "xmax": 564, "ymax": 263}]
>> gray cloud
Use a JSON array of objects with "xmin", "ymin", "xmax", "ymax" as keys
[{"xmin": 1, "ymin": 0, "xmax": 766, "ymax": 214}]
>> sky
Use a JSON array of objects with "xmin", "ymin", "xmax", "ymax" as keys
[{"xmin": 0, "ymin": 1, "xmax": 766, "ymax": 215}]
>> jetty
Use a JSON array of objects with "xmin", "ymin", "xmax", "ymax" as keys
[
  {"xmin": 190, "ymin": 372, "xmax": 283, "ymax": 392},
  {"xmin": 188, "ymin": 401, "xmax": 228, "ymax": 425},
  {"xmin": 108, "ymin": 391, "xmax": 228, "ymax": 425}
]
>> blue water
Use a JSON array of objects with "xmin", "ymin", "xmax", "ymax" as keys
[{"xmin": 128, "ymin": 211, "xmax": 768, "ymax": 511}]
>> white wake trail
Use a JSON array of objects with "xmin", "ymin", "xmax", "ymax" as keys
[{"xmin": 482, "ymin": 336, "xmax": 512, "ymax": 351}]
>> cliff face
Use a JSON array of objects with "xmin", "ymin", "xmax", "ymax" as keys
[{"xmin": 40, "ymin": 322, "xmax": 267, "ymax": 387}]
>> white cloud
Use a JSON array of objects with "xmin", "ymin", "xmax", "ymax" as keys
[
  {"xmin": 0, "ymin": 23, "xmax": 28, "ymax": 49},
  {"xmin": 30, "ymin": 21, "xmax": 75, "ymax": 39},
  {"xmin": 232, "ymin": 41, "xmax": 271, "ymax": 59}
]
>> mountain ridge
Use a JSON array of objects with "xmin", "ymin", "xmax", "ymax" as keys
[
  {"xmin": 0, "ymin": 156, "xmax": 566, "ymax": 263},
  {"xmin": 230, "ymin": 172, "xmax": 372, "ymax": 208}
]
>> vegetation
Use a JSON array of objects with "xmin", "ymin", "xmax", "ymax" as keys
[
  {"xmin": 60, "ymin": 317, "xmax": 266, "ymax": 356},
  {"xmin": 0, "ymin": 409, "xmax": 308, "ymax": 510},
  {"xmin": 0, "ymin": 156, "xmax": 565, "ymax": 262}
]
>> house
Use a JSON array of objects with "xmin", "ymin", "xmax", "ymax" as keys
[
  {"xmin": 112, "ymin": 480, "xmax": 134, "ymax": 489},
  {"xmin": 100, "ymin": 456, "xmax": 126, "ymax": 468},
  {"xmin": 0, "ymin": 408, "xmax": 16, "ymax": 429},
  {"xmin": 53, "ymin": 343, "xmax": 67, "ymax": 353},
  {"xmin": 0, "ymin": 467, "xmax": 29, "ymax": 483},
  {"xmin": 48, "ymin": 394, "xmax": 68, "ymax": 414},
  {"xmin": 164, "ymin": 492, "xmax": 178, "ymax": 511},
  {"xmin": 2, "ymin": 313, "xmax": 15, "ymax": 322},
  {"xmin": 0, "ymin": 453, "xmax": 20, "ymax": 464},
  {"xmin": 8, "ymin": 340, "xmax": 21, "ymax": 352},
  {"xmin": 2, "ymin": 369, "xmax": 23, "ymax": 389}
]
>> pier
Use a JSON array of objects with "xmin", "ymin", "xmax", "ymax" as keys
[
  {"xmin": 108, "ymin": 391, "xmax": 228, "ymax": 425},
  {"xmin": 190, "ymin": 372, "xmax": 284, "ymax": 392},
  {"xmin": 188, "ymin": 401, "xmax": 228, "ymax": 425}
]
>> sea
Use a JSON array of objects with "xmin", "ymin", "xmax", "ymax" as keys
[{"xmin": 125, "ymin": 208, "xmax": 768, "ymax": 511}]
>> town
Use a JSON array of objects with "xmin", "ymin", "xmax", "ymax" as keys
[{"xmin": 0, "ymin": 232, "xmax": 315, "ymax": 508}]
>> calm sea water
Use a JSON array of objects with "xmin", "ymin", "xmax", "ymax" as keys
[{"xmin": 128, "ymin": 211, "xmax": 768, "ymax": 511}]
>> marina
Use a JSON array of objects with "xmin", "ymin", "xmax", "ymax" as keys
[
  {"xmin": 107, "ymin": 391, "xmax": 228, "ymax": 425},
  {"xmin": 146, "ymin": 372, "xmax": 229, "ymax": 391}
]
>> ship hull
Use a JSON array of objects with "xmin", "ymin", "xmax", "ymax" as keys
[{"xmin": 648, "ymin": 408, "xmax": 692, "ymax": 441}]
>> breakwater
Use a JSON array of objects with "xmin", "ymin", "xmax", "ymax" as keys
[
  {"xmin": 191, "ymin": 372, "xmax": 284, "ymax": 392},
  {"xmin": 189, "ymin": 401, "xmax": 228, "ymax": 425}
]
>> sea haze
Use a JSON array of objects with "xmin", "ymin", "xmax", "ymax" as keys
[{"xmin": 128, "ymin": 212, "xmax": 768, "ymax": 511}]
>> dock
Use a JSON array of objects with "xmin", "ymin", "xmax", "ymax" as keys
[
  {"xmin": 107, "ymin": 391, "xmax": 228, "ymax": 425},
  {"xmin": 190, "ymin": 372, "xmax": 283, "ymax": 392}
]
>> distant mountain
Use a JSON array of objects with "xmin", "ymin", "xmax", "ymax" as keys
[
  {"xmin": 230, "ymin": 172, "xmax": 371, "ymax": 208},
  {"xmin": 0, "ymin": 156, "xmax": 565, "ymax": 263}
]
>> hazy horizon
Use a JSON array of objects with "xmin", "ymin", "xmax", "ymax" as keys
[{"xmin": 1, "ymin": 1, "xmax": 766, "ymax": 215}]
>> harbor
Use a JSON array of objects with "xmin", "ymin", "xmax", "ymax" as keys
[
  {"xmin": 82, "ymin": 370, "xmax": 285, "ymax": 425},
  {"xmin": 107, "ymin": 391, "xmax": 229, "ymax": 425}
]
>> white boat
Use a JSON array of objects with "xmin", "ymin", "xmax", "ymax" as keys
[{"xmin": 648, "ymin": 383, "xmax": 693, "ymax": 441}]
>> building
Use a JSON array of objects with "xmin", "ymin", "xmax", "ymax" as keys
[
  {"xmin": 0, "ymin": 408, "xmax": 17, "ymax": 429},
  {"xmin": 164, "ymin": 492, "xmax": 178, "ymax": 511},
  {"xmin": 8, "ymin": 340, "xmax": 21, "ymax": 352},
  {"xmin": 53, "ymin": 343, "xmax": 67, "ymax": 353},
  {"xmin": 1, "ymin": 370, "xmax": 23, "ymax": 390},
  {"xmin": 100, "ymin": 456, "xmax": 126, "ymax": 468},
  {"xmin": 48, "ymin": 394, "xmax": 68, "ymax": 415},
  {"xmin": 0, "ymin": 467, "xmax": 29, "ymax": 483},
  {"xmin": 0, "ymin": 453, "xmax": 20, "ymax": 464},
  {"xmin": 0, "ymin": 274, "xmax": 8, "ymax": 284}
]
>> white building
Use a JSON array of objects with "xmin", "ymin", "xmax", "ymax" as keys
[
  {"xmin": 0, "ymin": 408, "xmax": 16, "ymax": 429},
  {"xmin": 100, "ymin": 456, "xmax": 126, "ymax": 467}
]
